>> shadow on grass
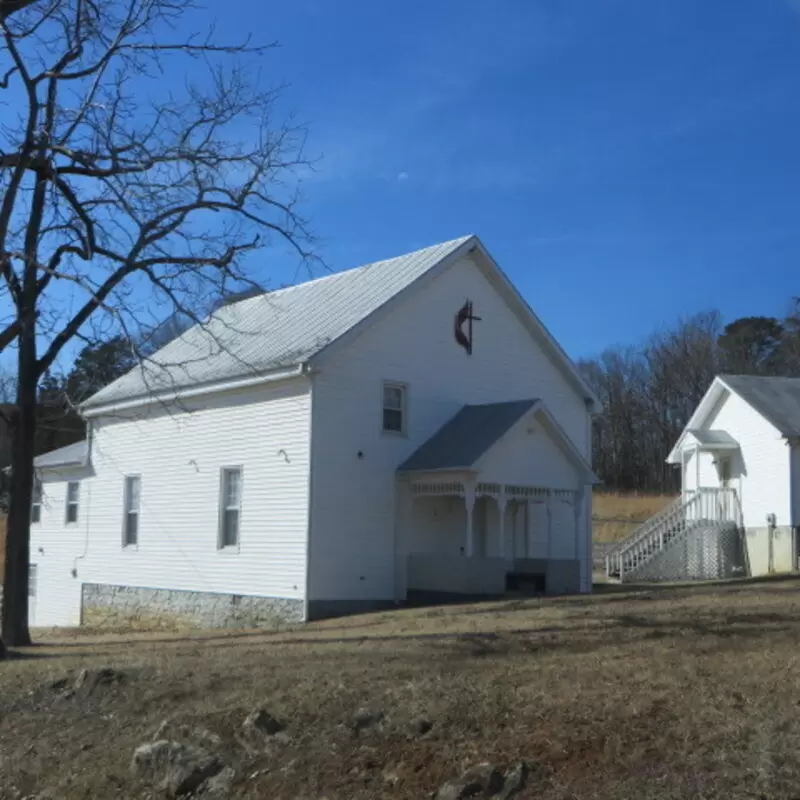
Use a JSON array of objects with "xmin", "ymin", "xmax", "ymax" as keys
[{"xmin": 11, "ymin": 575, "xmax": 800, "ymax": 663}]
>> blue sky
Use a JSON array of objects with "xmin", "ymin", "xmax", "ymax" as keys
[{"xmin": 210, "ymin": 0, "xmax": 799, "ymax": 359}]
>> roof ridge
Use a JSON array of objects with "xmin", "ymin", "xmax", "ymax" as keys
[{"xmin": 225, "ymin": 235, "xmax": 475, "ymax": 311}]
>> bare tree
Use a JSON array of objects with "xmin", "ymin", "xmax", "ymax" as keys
[{"xmin": 0, "ymin": 0, "xmax": 312, "ymax": 646}]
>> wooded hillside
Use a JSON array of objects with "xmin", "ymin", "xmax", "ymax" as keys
[{"xmin": 579, "ymin": 306, "xmax": 800, "ymax": 493}]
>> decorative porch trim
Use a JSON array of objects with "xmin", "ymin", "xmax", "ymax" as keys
[{"xmin": 409, "ymin": 481, "xmax": 465, "ymax": 497}]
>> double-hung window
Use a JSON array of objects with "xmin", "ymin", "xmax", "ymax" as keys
[
  {"xmin": 219, "ymin": 467, "xmax": 242, "ymax": 549},
  {"xmin": 382, "ymin": 382, "xmax": 406, "ymax": 434},
  {"xmin": 123, "ymin": 476, "xmax": 141, "ymax": 547},
  {"xmin": 31, "ymin": 477, "xmax": 42, "ymax": 524},
  {"xmin": 65, "ymin": 481, "xmax": 80, "ymax": 524}
]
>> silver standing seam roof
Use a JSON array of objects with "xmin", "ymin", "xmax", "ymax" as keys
[
  {"xmin": 83, "ymin": 236, "xmax": 474, "ymax": 409},
  {"xmin": 721, "ymin": 374, "xmax": 800, "ymax": 438},
  {"xmin": 398, "ymin": 400, "xmax": 538, "ymax": 472},
  {"xmin": 34, "ymin": 439, "xmax": 88, "ymax": 470}
]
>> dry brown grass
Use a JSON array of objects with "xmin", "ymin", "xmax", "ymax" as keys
[
  {"xmin": 592, "ymin": 491, "xmax": 675, "ymax": 542},
  {"xmin": 3, "ymin": 577, "xmax": 800, "ymax": 798}
]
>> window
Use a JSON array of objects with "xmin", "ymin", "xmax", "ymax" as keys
[
  {"xmin": 65, "ymin": 481, "xmax": 80, "ymax": 524},
  {"xmin": 123, "ymin": 476, "xmax": 141, "ymax": 547},
  {"xmin": 31, "ymin": 477, "xmax": 42, "ymax": 524},
  {"xmin": 382, "ymin": 382, "xmax": 406, "ymax": 434},
  {"xmin": 218, "ymin": 467, "xmax": 242, "ymax": 549}
]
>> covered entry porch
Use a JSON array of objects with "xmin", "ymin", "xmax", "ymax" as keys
[
  {"xmin": 394, "ymin": 399, "xmax": 597, "ymax": 599},
  {"xmin": 399, "ymin": 477, "xmax": 585, "ymax": 597}
]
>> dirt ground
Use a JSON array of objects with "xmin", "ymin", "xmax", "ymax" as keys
[{"xmin": 3, "ymin": 576, "xmax": 800, "ymax": 799}]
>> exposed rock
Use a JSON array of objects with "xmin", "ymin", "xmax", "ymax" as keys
[
  {"xmin": 73, "ymin": 666, "xmax": 125, "ymax": 695},
  {"xmin": 198, "ymin": 765, "xmax": 236, "ymax": 798},
  {"xmin": 48, "ymin": 677, "xmax": 69, "ymax": 692},
  {"xmin": 243, "ymin": 708, "xmax": 285, "ymax": 737},
  {"xmin": 351, "ymin": 707, "xmax": 385, "ymax": 734},
  {"xmin": 497, "ymin": 762, "xmax": 529, "ymax": 799},
  {"xmin": 130, "ymin": 739, "xmax": 222, "ymax": 798},
  {"xmin": 154, "ymin": 719, "xmax": 222, "ymax": 749},
  {"xmin": 407, "ymin": 716, "xmax": 433, "ymax": 738},
  {"xmin": 131, "ymin": 740, "xmax": 179, "ymax": 778},
  {"xmin": 435, "ymin": 762, "xmax": 529, "ymax": 800}
]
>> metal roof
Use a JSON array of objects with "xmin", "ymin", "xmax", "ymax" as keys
[
  {"xmin": 686, "ymin": 429, "xmax": 739, "ymax": 448},
  {"xmin": 398, "ymin": 400, "xmax": 538, "ymax": 472},
  {"xmin": 34, "ymin": 440, "xmax": 88, "ymax": 470},
  {"xmin": 84, "ymin": 236, "xmax": 474, "ymax": 409},
  {"xmin": 720, "ymin": 374, "xmax": 800, "ymax": 437}
]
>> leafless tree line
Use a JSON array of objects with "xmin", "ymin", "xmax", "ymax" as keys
[{"xmin": 579, "ymin": 304, "xmax": 800, "ymax": 493}]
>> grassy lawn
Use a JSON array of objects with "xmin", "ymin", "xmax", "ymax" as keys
[{"xmin": 3, "ymin": 577, "xmax": 800, "ymax": 798}]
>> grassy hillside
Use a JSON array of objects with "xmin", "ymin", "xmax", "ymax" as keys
[
  {"xmin": 2, "ymin": 578, "xmax": 800, "ymax": 798},
  {"xmin": 593, "ymin": 492, "xmax": 675, "ymax": 542}
]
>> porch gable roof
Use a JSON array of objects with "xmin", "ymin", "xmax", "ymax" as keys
[
  {"xmin": 398, "ymin": 399, "xmax": 597, "ymax": 482},
  {"xmin": 398, "ymin": 399, "xmax": 538, "ymax": 473},
  {"xmin": 686, "ymin": 429, "xmax": 739, "ymax": 448}
]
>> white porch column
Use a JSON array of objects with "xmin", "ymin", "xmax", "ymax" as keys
[
  {"xmin": 546, "ymin": 490, "xmax": 553, "ymax": 560},
  {"xmin": 464, "ymin": 482, "xmax": 476, "ymax": 558},
  {"xmin": 525, "ymin": 500, "xmax": 533, "ymax": 558},
  {"xmin": 574, "ymin": 487, "xmax": 584, "ymax": 561},
  {"xmin": 695, "ymin": 444, "xmax": 700, "ymax": 491},
  {"xmin": 497, "ymin": 494, "xmax": 507, "ymax": 559}
]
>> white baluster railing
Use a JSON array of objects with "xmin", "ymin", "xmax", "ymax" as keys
[{"xmin": 606, "ymin": 488, "xmax": 741, "ymax": 581}]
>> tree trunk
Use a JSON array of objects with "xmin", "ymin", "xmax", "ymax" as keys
[{"xmin": 2, "ymin": 315, "xmax": 37, "ymax": 647}]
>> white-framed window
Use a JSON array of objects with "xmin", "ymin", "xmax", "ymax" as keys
[
  {"xmin": 218, "ymin": 467, "xmax": 242, "ymax": 549},
  {"xmin": 31, "ymin": 477, "xmax": 42, "ymax": 524},
  {"xmin": 382, "ymin": 381, "xmax": 407, "ymax": 435},
  {"xmin": 123, "ymin": 475, "xmax": 141, "ymax": 547},
  {"xmin": 65, "ymin": 481, "xmax": 80, "ymax": 524}
]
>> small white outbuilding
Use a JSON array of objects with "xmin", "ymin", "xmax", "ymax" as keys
[{"xmin": 608, "ymin": 375, "xmax": 800, "ymax": 583}]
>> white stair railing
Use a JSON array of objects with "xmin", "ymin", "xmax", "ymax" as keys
[
  {"xmin": 604, "ymin": 495, "xmax": 683, "ymax": 578},
  {"xmin": 606, "ymin": 488, "xmax": 741, "ymax": 581}
]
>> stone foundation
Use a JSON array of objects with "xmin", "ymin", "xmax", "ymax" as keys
[{"xmin": 81, "ymin": 584, "xmax": 304, "ymax": 629}]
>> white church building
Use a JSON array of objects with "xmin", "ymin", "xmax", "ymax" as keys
[{"xmin": 28, "ymin": 235, "xmax": 599, "ymax": 628}]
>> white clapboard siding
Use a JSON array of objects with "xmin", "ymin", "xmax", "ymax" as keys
[
  {"xmin": 704, "ymin": 389, "xmax": 792, "ymax": 528},
  {"xmin": 31, "ymin": 378, "xmax": 311, "ymax": 627},
  {"xmin": 476, "ymin": 417, "xmax": 579, "ymax": 489},
  {"xmin": 29, "ymin": 467, "xmax": 92, "ymax": 626},
  {"xmin": 308, "ymin": 253, "xmax": 590, "ymax": 602}
]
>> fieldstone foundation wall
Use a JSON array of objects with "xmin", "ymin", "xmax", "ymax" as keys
[{"xmin": 81, "ymin": 584, "xmax": 305, "ymax": 629}]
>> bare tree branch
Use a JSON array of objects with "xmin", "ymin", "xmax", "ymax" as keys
[{"xmin": 0, "ymin": 0, "xmax": 316, "ymax": 646}]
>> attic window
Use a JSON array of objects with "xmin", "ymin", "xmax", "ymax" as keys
[{"xmin": 382, "ymin": 382, "xmax": 406, "ymax": 435}]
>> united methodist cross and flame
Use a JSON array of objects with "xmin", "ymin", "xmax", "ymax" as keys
[{"xmin": 454, "ymin": 299, "xmax": 481, "ymax": 355}]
